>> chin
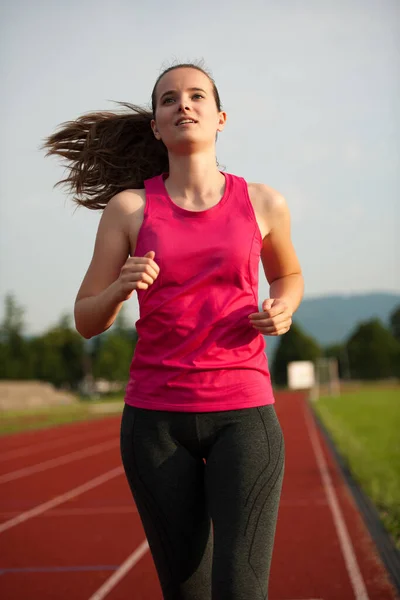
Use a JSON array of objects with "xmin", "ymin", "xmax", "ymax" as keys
[
  {"xmin": 166, "ymin": 137, "xmax": 205, "ymax": 153},
  {"xmin": 169, "ymin": 132, "xmax": 212, "ymax": 150}
]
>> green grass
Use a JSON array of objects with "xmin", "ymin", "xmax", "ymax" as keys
[
  {"xmin": 0, "ymin": 399, "xmax": 124, "ymax": 436},
  {"xmin": 313, "ymin": 387, "xmax": 400, "ymax": 549}
]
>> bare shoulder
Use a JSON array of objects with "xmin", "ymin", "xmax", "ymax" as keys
[
  {"xmin": 247, "ymin": 183, "xmax": 290, "ymax": 237},
  {"xmin": 104, "ymin": 188, "xmax": 146, "ymax": 218},
  {"xmin": 101, "ymin": 188, "xmax": 146, "ymax": 242},
  {"xmin": 247, "ymin": 182, "xmax": 288, "ymax": 217}
]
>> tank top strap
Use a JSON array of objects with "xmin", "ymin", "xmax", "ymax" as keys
[
  {"xmin": 144, "ymin": 174, "xmax": 164, "ymax": 195},
  {"xmin": 227, "ymin": 174, "xmax": 260, "ymax": 232},
  {"xmin": 228, "ymin": 173, "xmax": 250, "ymax": 207},
  {"xmin": 143, "ymin": 174, "xmax": 166, "ymax": 217}
]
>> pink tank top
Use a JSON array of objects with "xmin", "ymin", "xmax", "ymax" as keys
[{"xmin": 124, "ymin": 172, "xmax": 275, "ymax": 412}]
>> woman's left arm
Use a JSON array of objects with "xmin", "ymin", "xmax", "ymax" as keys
[{"xmin": 248, "ymin": 184, "xmax": 304, "ymax": 336}]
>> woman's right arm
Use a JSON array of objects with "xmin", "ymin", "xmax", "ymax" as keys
[{"xmin": 74, "ymin": 190, "xmax": 159, "ymax": 339}]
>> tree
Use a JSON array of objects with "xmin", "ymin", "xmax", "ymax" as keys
[
  {"xmin": 271, "ymin": 322, "xmax": 322, "ymax": 386},
  {"xmin": 324, "ymin": 343, "xmax": 351, "ymax": 379},
  {"xmin": 346, "ymin": 318, "xmax": 400, "ymax": 380},
  {"xmin": 80, "ymin": 305, "xmax": 138, "ymax": 388},
  {"xmin": 0, "ymin": 293, "xmax": 25, "ymax": 341},
  {"xmin": 0, "ymin": 293, "xmax": 31, "ymax": 379},
  {"xmin": 30, "ymin": 316, "xmax": 85, "ymax": 389},
  {"xmin": 92, "ymin": 333, "xmax": 134, "ymax": 382},
  {"xmin": 389, "ymin": 305, "xmax": 400, "ymax": 342}
]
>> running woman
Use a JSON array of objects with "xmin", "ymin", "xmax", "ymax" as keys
[{"xmin": 44, "ymin": 62, "xmax": 304, "ymax": 600}]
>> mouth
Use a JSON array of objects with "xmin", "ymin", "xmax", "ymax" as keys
[{"xmin": 175, "ymin": 118, "xmax": 197, "ymax": 126}]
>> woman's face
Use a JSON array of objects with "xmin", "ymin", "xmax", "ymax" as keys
[{"xmin": 151, "ymin": 68, "xmax": 226, "ymax": 153}]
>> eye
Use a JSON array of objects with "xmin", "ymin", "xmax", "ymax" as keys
[
  {"xmin": 192, "ymin": 93, "xmax": 204, "ymax": 100},
  {"xmin": 162, "ymin": 97, "xmax": 175, "ymax": 105}
]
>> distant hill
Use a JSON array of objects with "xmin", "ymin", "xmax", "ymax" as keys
[{"xmin": 265, "ymin": 292, "xmax": 400, "ymax": 361}]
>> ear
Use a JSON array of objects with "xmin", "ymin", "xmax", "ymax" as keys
[
  {"xmin": 216, "ymin": 111, "xmax": 227, "ymax": 133},
  {"xmin": 151, "ymin": 119, "xmax": 161, "ymax": 140}
]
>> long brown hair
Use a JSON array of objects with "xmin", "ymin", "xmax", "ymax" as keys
[{"xmin": 43, "ymin": 62, "xmax": 222, "ymax": 210}]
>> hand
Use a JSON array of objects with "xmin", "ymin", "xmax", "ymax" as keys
[
  {"xmin": 116, "ymin": 250, "xmax": 160, "ymax": 301},
  {"xmin": 248, "ymin": 298, "xmax": 293, "ymax": 336}
]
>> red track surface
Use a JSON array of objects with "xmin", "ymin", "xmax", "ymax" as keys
[{"xmin": 0, "ymin": 392, "xmax": 397, "ymax": 599}]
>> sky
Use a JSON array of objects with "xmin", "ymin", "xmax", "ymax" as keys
[{"xmin": 0, "ymin": 0, "xmax": 399, "ymax": 335}]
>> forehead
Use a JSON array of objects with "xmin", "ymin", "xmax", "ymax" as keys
[{"xmin": 155, "ymin": 68, "xmax": 212, "ymax": 98}]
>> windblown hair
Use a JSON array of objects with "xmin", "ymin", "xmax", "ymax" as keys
[{"xmin": 43, "ymin": 62, "xmax": 222, "ymax": 210}]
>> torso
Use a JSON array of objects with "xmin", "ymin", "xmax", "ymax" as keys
[
  {"xmin": 123, "ymin": 181, "xmax": 272, "ymax": 256},
  {"xmin": 124, "ymin": 175, "xmax": 276, "ymax": 411}
]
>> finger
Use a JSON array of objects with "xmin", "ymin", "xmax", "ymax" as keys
[
  {"xmin": 120, "ymin": 280, "xmax": 149, "ymax": 297},
  {"xmin": 250, "ymin": 314, "xmax": 291, "ymax": 329},
  {"xmin": 265, "ymin": 303, "xmax": 289, "ymax": 318},
  {"xmin": 262, "ymin": 298, "xmax": 274, "ymax": 312},
  {"xmin": 123, "ymin": 272, "xmax": 155, "ymax": 286},
  {"xmin": 248, "ymin": 311, "xmax": 267, "ymax": 321},
  {"xmin": 265, "ymin": 324, "xmax": 291, "ymax": 336},
  {"xmin": 142, "ymin": 262, "xmax": 160, "ymax": 280},
  {"xmin": 151, "ymin": 260, "xmax": 160, "ymax": 276},
  {"xmin": 251, "ymin": 318, "xmax": 292, "ymax": 334},
  {"xmin": 143, "ymin": 258, "xmax": 160, "ymax": 277},
  {"xmin": 143, "ymin": 251, "xmax": 160, "ymax": 275},
  {"xmin": 136, "ymin": 272, "xmax": 155, "ymax": 286},
  {"xmin": 253, "ymin": 325, "xmax": 291, "ymax": 336},
  {"xmin": 125, "ymin": 260, "xmax": 159, "ymax": 280},
  {"xmin": 248, "ymin": 306, "xmax": 288, "ymax": 321}
]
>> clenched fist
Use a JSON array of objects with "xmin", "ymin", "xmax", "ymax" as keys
[
  {"xmin": 248, "ymin": 298, "xmax": 293, "ymax": 336},
  {"xmin": 116, "ymin": 251, "xmax": 160, "ymax": 301}
]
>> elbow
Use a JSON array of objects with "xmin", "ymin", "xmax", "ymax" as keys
[
  {"xmin": 80, "ymin": 330, "xmax": 94, "ymax": 340},
  {"xmin": 74, "ymin": 304, "xmax": 95, "ymax": 339},
  {"xmin": 74, "ymin": 295, "xmax": 115, "ymax": 339},
  {"xmin": 74, "ymin": 318, "xmax": 93, "ymax": 340},
  {"xmin": 74, "ymin": 311, "xmax": 110, "ymax": 340}
]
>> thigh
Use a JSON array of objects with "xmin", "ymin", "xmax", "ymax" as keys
[
  {"xmin": 120, "ymin": 404, "xmax": 213, "ymax": 600},
  {"xmin": 204, "ymin": 405, "xmax": 285, "ymax": 600}
]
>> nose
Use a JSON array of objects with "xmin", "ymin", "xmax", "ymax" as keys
[{"xmin": 177, "ymin": 96, "xmax": 190, "ymax": 112}]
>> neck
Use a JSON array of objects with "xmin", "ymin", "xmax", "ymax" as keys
[{"xmin": 165, "ymin": 151, "xmax": 224, "ymax": 202}]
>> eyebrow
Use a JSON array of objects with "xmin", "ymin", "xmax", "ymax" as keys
[{"xmin": 159, "ymin": 87, "xmax": 207, "ymax": 101}]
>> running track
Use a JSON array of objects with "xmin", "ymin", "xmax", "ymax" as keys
[{"xmin": 0, "ymin": 392, "xmax": 397, "ymax": 599}]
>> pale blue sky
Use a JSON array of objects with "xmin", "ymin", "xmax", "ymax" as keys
[{"xmin": 0, "ymin": 0, "xmax": 399, "ymax": 335}]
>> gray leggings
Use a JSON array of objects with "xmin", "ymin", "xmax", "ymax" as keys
[{"xmin": 120, "ymin": 403, "xmax": 285, "ymax": 600}]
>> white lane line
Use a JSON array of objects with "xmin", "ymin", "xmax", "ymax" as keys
[
  {"xmin": 87, "ymin": 540, "xmax": 149, "ymax": 600},
  {"xmin": 303, "ymin": 401, "xmax": 369, "ymax": 600},
  {"xmin": 0, "ymin": 466, "xmax": 123, "ymax": 534},
  {"xmin": 0, "ymin": 506, "xmax": 137, "ymax": 518},
  {"xmin": 0, "ymin": 440, "xmax": 118, "ymax": 484},
  {"xmin": 0, "ymin": 428, "xmax": 117, "ymax": 463}
]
